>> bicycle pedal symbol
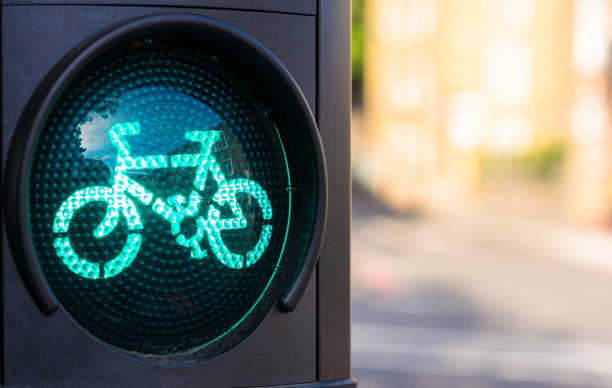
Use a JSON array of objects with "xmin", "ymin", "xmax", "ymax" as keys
[{"xmin": 52, "ymin": 122, "xmax": 273, "ymax": 279}]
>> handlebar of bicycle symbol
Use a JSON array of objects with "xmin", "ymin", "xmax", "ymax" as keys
[{"xmin": 52, "ymin": 122, "xmax": 273, "ymax": 279}]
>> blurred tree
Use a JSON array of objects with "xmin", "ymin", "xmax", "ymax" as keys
[
  {"xmin": 479, "ymin": 142, "xmax": 566, "ymax": 182},
  {"xmin": 352, "ymin": 0, "xmax": 365, "ymax": 103}
]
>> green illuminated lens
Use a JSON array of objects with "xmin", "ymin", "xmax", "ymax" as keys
[{"xmin": 28, "ymin": 37, "xmax": 291, "ymax": 358}]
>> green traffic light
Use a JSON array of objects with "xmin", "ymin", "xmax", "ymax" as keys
[{"xmin": 28, "ymin": 37, "xmax": 292, "ymax": 357}]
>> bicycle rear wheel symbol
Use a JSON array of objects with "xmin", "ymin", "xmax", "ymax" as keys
[{"xmin": 52, "ymin": 122, "xmax": 273, "ymax": 279}]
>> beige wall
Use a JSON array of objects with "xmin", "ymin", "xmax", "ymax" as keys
[{"xmin": 358, "ymin": 0, "xmax": 612, "ymax": 225}]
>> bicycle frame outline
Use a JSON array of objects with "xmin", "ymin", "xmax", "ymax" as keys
[{"xmin": 52, "ymin": 122, "xmax": 273, "ymax": 279}]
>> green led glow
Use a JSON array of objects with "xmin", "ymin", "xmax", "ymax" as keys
[
  {"xmin": 247, "ymin": 225, "xmax": 273, "ymax": 266},
  {"xmin": 53, "ymin": 237, "xmax": 101, "ymax": 279},
  {"xmin": 214, "ymin": 178, "xmax": 273, "ymax": 222},
  {"xmin": 188, "ymin": 121, "xmax": 293, "ymax": 355},
  {"xmin": 152, "ymin": 191, "xmax": 207, "ymax": 259},
  {"xmin": 52, "ymin": 123, "xmax": 274, "ymax": 276},
  {"xmin": 29, "ymin": 38, "xmax": 296, "ymax": 358},
  {"xmin": 208, "ymin": 178, "xmax": 273, "ymax": 267},
  {"xmin": 52, "ymin": 183, "xmax": 144, "ymax": 279},
  {"xmin": 53, "ymin": 227, "xmax": 142, "ymax": 279},
  {"xmin": 206, "ymin": 206, "xmax": 244, "ymax": 269},
  {"xmin": 103, "ymin": 233, "xmax": 142, "ymax": 278}
]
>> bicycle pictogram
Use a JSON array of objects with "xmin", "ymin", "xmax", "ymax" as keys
[{"xmin": 52, "ymin": 122, "xmax": 273, "ymax": 279}]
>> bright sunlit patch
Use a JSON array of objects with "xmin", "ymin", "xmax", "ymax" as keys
[
  {"xmin": 486, "ymin": 114, "xmax": 533, "ymax": 154},
  {"xmin": 570, "ymin": 88, "xmax": 609, "ymax": 145},
  {"xmin": 573, "ymin": 0, "xmax": 610, "ymax": 77},
  {"xmin": 482, "ymin": 36, "xmax": 533, "ymax": 108},
  {"xmin": 446, "ymin": 92, "xmax": 486, "ymax": 151}
]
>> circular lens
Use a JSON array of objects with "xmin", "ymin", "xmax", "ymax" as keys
[{"xmin": 27, "ymin": 37, "xmax": 293, "ymax": 359}]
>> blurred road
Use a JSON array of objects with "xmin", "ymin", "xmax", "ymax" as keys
[{"xmin": 351, "ymin": 188, "xmax": 612, "ymax": 388}]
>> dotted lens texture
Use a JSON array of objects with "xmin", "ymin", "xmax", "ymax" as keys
[{"xmin": 28, "ymin": 38, "xmax": 291, "ymax": 357}]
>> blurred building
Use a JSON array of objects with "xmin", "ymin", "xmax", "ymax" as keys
[{"xmin": 355, "ymin": 0, "xmax": 612, "ymax": 227}]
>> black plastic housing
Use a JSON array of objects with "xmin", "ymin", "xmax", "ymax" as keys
[{"xmin": 1, "ymin": 1, "xmax": 352, "ymax": 386}]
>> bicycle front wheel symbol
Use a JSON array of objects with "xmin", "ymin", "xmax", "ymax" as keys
[{"xmin": 52, "ymin": 186, "xmax": 143, "ymax": 279}]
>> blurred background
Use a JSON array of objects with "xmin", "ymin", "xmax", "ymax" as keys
[{"xmin": 350, "ymin": 0, "xmax": 612, "ymax": 387}]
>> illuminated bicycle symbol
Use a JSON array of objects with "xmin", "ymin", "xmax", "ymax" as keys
[{"xmin": 52, "ymin": 122, "xmax": 273, "ymax": 279}]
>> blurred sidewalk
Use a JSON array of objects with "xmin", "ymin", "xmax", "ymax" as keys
[{"xmin": 351, "ymin": 186, "xmax": 612, "ymax": 388}]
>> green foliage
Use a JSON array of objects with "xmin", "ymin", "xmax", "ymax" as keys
[
  {"xmin": 517, "ymin": 142, "xmax": 566, "ymax": 181},
  {"xmin": 480, "ymin": 142, "xmax": 567, "ymax": 181},
  {"xmin": 352, "ymin": 0, "xmax": 365, "ymax": 85}
]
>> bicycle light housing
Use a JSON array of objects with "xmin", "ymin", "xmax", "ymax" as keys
[{"xmin": 3, "ymin": 14, "xmax": 326, "ymax": 364}]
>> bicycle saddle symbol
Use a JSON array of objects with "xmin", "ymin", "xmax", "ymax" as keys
[{"xmin": 52, "ymin": 122, "xmax": 273, "ymax": 279}]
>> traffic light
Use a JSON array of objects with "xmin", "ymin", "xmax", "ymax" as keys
[{"xmin": 2, "ymin": 2, "xmax": 351, "ymax": 387}]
